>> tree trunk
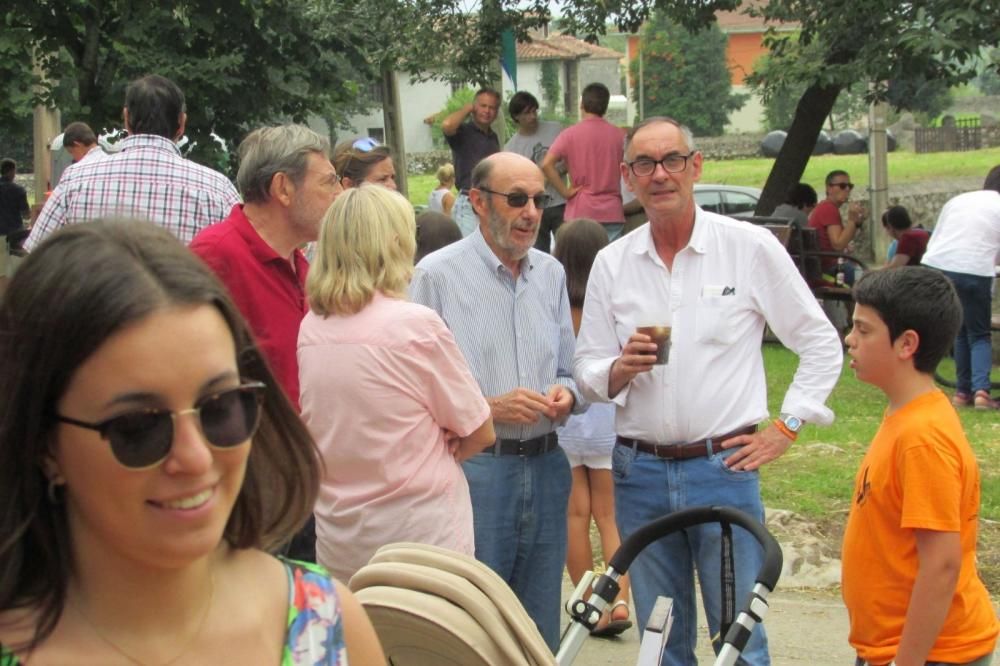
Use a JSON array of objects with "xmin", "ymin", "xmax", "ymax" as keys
[{"xmin": 756, "ymin": 83, "xmax": 842, "ymax": 216}]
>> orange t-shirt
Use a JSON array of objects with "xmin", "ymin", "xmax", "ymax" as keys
[{"xmin": 841, "ymin": 390, "xmax": 998, "ymax": 664}]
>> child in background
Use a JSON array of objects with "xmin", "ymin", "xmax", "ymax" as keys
[
  {"xmin": 427, "ymin": 163, "xmax": 456, "ymax": 217},
  {"xmin": 554, "ymin": 219, "xmax": 632, "ymax": 637},
  {"xmin": 842, "ymin": 267, "xmax": 998, "ymax": 666}
]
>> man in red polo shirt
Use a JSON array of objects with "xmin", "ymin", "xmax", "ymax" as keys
[{"xmin": 191, "ymin": 124, "xmax": 342, "ymax": 409}]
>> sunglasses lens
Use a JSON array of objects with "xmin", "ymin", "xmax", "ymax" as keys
[
  {"xmin": 199, "ymin": 387, "xmax": 262, "ymax": 448},
  {"xmin": 107, "ymin": 412, "xmax": 174, "ymax": 468},
  {"xmin": 533, "ymin": 194, "xmax": 551, "ymax": 208},
  {"xmin": 352, "ymin": 137, "xmax": 379, "ymax": 152},
  {"xmin": 507, "ymin": 193, "xmax": 529, "ymax": 207}
]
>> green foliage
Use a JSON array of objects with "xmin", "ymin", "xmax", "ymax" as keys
[
  {"xmin": 4, "ymin": 0, "xmax": 375, "ymax": 170},
  {"xmin": 424, "ymin": 88, "xmax": 477, "ymax": 149},
  {"xmin": 975, "ymin": 48, "xmax": 1000, "ymax": 95},
  {"xmin": 540, "ymin": 61, "xmax": 562, "ymax": 116},
  {"xmin": 629, "ymin": 12, "xmax": 747, "ymax": 136}
]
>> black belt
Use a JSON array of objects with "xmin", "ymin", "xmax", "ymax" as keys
[
  {"xmin": 616, "ymin": 425, "xmax": 757, "ymax": 460},
  {"xmin": 485, "ymin": 432, "xmax": 558, "ymax": 457}
]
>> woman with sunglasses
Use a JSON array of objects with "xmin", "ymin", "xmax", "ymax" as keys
[
  {"xmin": 299, "ymin": 184, "xmax": 495, "ymax": 584},
  {"xmin": 332, "ymin": 137, "xmax": 397, "ymax": 191},
  {"xmin": 0, "ymin": 220, "xmax": 384, "ymax": 665}
]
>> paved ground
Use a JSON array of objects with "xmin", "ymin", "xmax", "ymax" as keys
[{"xmin": 560, "ymin": 576, "xmax": 855, "ymax": 665}]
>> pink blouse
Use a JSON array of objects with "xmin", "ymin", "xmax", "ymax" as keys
[{"xmin": 298, "ymin": 292, "xmax": 490, "ymax": 583}]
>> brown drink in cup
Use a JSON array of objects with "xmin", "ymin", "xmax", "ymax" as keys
[{"xmin": 636, "ymin": 325, "xmax": 671, "ymax": 365}]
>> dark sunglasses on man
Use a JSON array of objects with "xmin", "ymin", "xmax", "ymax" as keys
[
  {"xmin": 477, "ymin": 188, "xmax": 551, "ymax": 209},
  {"xmin": 831, "ymin": 182, "xmax": 854, "ymax": 191},
  {"xmin": 57, "ymin": 381, "xmax": 266, "ymax": 469}
]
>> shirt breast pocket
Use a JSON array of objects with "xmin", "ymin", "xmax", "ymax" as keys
[{"xmin": 696, "ymin": 296, "xmax": 742, "ymax": 345}]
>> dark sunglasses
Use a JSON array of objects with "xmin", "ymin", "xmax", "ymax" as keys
[
  {"xmin": 830, "ymin": 182, "xmax": 854, "ymax": 190},
  {"xmin": 477, "ymin": 187, "xmax": 551, "ymax": 209},
  {"xmin": 57, "ymin": 382, "xmax": 266, "ymax": 469}
]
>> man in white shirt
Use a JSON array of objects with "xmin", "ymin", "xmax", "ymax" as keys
[
  {"xmin": 504, "ymin": 91, "xmax": 565, "ymax": 252},
  {"xmin": 921, "ymin": 164, "xmax": 1000, "ymax": 410},
  {"xmin": 573, "ymin": 116, "xmax": 842, "ymax": 665}
]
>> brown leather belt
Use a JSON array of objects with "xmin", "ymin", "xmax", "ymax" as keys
[
  {"xmin": 616, "ymin": 425, "xmax": 757, "ymax": 460},
  {"xmin": 485, "ymin": 432, "xmax": 558, "ymax": 457}
]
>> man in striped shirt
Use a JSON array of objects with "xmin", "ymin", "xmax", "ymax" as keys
[
  {"xmin": 410, "ymin": 151, "xmax": 584, "ymax": 652},
  {"xmin": 26, "ymin": 75, "xmax": 239, "ymax": 251}
]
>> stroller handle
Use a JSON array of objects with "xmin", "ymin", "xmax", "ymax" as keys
[{"xmin": 607, "ymin": 505, "xmax": 783, "ymax": 591}]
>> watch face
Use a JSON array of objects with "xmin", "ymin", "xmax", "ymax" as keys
[{"xmin": 784, "ymin": 415, "xmax": 803, "ymax": 432}]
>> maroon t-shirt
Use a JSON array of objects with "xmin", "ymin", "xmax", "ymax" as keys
[
  {"xmin": 895, "ymin": 228, "xmax": 930, "ymax": 265},
  {"xmin": 808, "ymin": 199, "xmax": 843, "ymax": 272},
  {"xmin": 190, "ymin": 204, "xmax": 309, "ymax": 409}
]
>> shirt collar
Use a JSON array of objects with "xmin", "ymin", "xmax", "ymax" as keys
[
  {"xmin": 631, "ymin": 206, "xmax": 710, "ymax": 260},
  {"xmin": 231, "ymin": 205, "xmax": 305, "ymax": 269},
  {"xmin": 118, "ymin": 134, "xmax": 183, "ymax": 157},
  {"xmin": 470, "ymin": 227, "xmax": 533, "ymax": 279}
]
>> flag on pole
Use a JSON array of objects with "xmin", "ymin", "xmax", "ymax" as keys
[{"xmin": 501, "ymin": 29, "xmax": 517, "ymax": 90}]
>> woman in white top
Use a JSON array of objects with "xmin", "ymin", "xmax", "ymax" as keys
[{"xmin": 427, "ymin": 163, "xmax": 456, "ymax": 217}]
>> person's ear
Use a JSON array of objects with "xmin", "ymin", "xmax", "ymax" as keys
[
  {"xmin": 270, "ymin": 172, "xmax": 295, "ymax": 207},
  {"xmin": 895, "ymin": 329, "xmax": 920, "ymax": 361},
  {"xmin": 470, "ymin": 189, "xmax": 489, "ymax": 219},
  {"xmin": 175, "ymin": 112, "xmax": 187, "ymax": 141}
]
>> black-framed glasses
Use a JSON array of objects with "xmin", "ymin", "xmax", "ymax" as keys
[
  {"xmin": 627, "ymin": 152, "xmax": 696, "ymax": 177},
  {"xmin": 830, "ymin": 182, "xmax": 855, "ymax": 191},
  {"xmin": 477, "ymin": 188, "xmax": 551, "ymax": 209},
  {"xmin": 57, "ymin": 382, "xmax": 266, "ymax": 469}
]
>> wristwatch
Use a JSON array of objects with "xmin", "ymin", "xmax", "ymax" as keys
[{"xmin": 780, "ymin": 413, "xmax": 804, "ymax": 434}]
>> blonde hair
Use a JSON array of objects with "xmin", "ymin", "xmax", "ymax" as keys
[
  {"xmin": 307, "ymin": 184, "xmax": 416, "ymax": 316},
  {"xmin": 436, "ymin": 162, "xmax": 455, "ymax": 186}
]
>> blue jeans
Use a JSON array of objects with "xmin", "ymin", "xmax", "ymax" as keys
[
  {"xmin": 463, "ymin": 446, "xmax": 572, "ymax": 652},
  {"xmin": 453, "ymin": 193, "xmax": 478, "ymax": 237},
  {"xmin": 612, "ymin": 444, "xmax": 770, "ymax": 666},
  {"xmin": 940, "ymin": 270, "xmax": 994, "ymax": 394}
]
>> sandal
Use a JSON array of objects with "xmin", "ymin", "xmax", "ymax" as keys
[{"xmin": 590, "ymin": 599, "xmax": 633, "ymax": 638}]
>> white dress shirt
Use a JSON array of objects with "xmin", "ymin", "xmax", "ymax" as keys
[{"xmin": 573, "ymin": 208, "xmax": 842, "ymax": 444}]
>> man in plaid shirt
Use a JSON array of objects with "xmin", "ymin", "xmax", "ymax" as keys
[{"xmin": 26, "ymin": 75, "xmax": 240, "ymax": 251}]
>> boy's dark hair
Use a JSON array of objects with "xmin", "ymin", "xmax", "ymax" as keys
[
  {"xmin": 415, "ymin": 211, "xmax": 462, "ymax": 263},
  {"xmin": 784, "ymin": 183, "xmax": 817, "ymax": 209},
  {"xmin": 62, "ymin": 121, "xmax": 97, "ymax": 147},
  {"xmin": 881, "ymin": 205, "xmax": 912, "ymax": 231},
  {"xmin": 0, "ymin": 158, "xmax": 14, "ymax": 179},
  {"xmin": 581, "ymin": 83, "xmax": 610, "ymax": 116},
  {"xmin": 853, "ymin": 267, "xmax": 961, "ymax": 373},
  {"xmin": 984, "ymin": 164, "xmax": 1000, "ymax": 193},
  {"xmin": 508, "ymin": 91, "xmax": 540, "ymax": 120},
  {"xmin": 125, "ymin": 74, "xmax": 185, "ymax": 138},
  {"xmin": 553, "ymin": 219, "xmax": 609, "ymax": 308}
]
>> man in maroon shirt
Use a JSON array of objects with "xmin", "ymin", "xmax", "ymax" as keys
[
  {"xmin": 191, "ymin": 124, "xmax": 342, "ymax": 409},
  {"xmin": 808, "ymin": 169, "xmax": 866, "ymax": 280}
]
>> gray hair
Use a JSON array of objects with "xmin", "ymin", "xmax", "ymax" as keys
[
  {"xmin": 237, "ymin": 125, "xmax": 331, "ymax": 203},
  {"xmin": 624, "ymin": 117, "xmax": 697, "ymax": 159}
]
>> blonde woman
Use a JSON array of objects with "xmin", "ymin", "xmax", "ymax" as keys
[
  {"xmin": 299, "ymin": 184, "xmax": 495, "ymax": 583},
  {"xmin": 427, "ymin": 163, "xmax": 456, "ymax": 216}
]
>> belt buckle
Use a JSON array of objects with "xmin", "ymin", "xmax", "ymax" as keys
[{"xmin": 516, "ymin": 440, "xmax": 531, "ymax": 456}]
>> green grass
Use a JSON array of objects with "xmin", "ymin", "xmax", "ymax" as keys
[
  {"xmin": 404, "ymin": 146, "xmax": 1000, "ymax": 207},
  {"xmin": 759, "ymin": 344, "xmax": 1000, "ymax": 521}
]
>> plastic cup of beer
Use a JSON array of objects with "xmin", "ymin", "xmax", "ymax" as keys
[{"xmin": 636, "ymin": 325, "xmax": 671, "ymax": 365}]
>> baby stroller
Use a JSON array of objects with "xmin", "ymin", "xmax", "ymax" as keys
[{"xmin": 349, "ymin": 505, "xmax": 783, "ymax": 666}]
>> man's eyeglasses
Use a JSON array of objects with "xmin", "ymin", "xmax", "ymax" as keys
[
  {"xmin": 627, "ymin": 152, "xmax": 696, "ymax": 177},
  {"xmin": 830, "ymin": 182, "xmax": 854, "ymax": 191},
  {"xmin": 477, "ymin": 188, "xmax": 551, "ymax": 209},
  {"xmin": 57, "ymin": 382, "xmax": 266, "ymax": 469}
]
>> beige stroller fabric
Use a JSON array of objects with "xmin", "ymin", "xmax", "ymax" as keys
[{"xmin": 349, "ymin": 542, "xmax": 557, "ymax": 666}]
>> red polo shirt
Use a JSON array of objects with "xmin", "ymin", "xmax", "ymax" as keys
[{"xmin": 190, "ymin": 204, "xmax": 309, "ymax": 409}]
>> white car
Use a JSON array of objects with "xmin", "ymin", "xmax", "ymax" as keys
[{"xmin": 694, "ymin": 184, "xmax": 762, "ymax": 220}]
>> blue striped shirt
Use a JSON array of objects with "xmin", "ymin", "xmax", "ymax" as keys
[{"xmin": 410, "ymin": 229, "xmax": 584, "ymax": 440}]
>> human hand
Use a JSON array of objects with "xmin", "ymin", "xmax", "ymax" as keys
[
  {"xmin": 719, "ymin": 424, "xmax": 793, "ymax": 471},
  {"xmin": 565, "ymin": 185, "xmax": 581, "ymax": 199},
  {"xmin": 848, "ymin": 202, "xmax": 865, "ymax": 225},
  {"xmin": 443, "ymin": 429, "xmax": 461, "ymax": 457},
  {"xmin": 545, "ymin": 385, "xmax": 575, "ymax": 420},
  {"xmin": 489, "ymin": 388, "xmax": 553, "ymax": 425}
]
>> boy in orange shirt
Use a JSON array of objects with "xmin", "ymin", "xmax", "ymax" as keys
[{"xmin": 842, "ymin": 266, "xmax": 998, "ymax": 666}]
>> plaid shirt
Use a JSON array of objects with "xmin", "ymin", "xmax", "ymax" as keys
[{"xmin": 26, "ymin": 134, "xmax": 240, "ymax": 250}]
